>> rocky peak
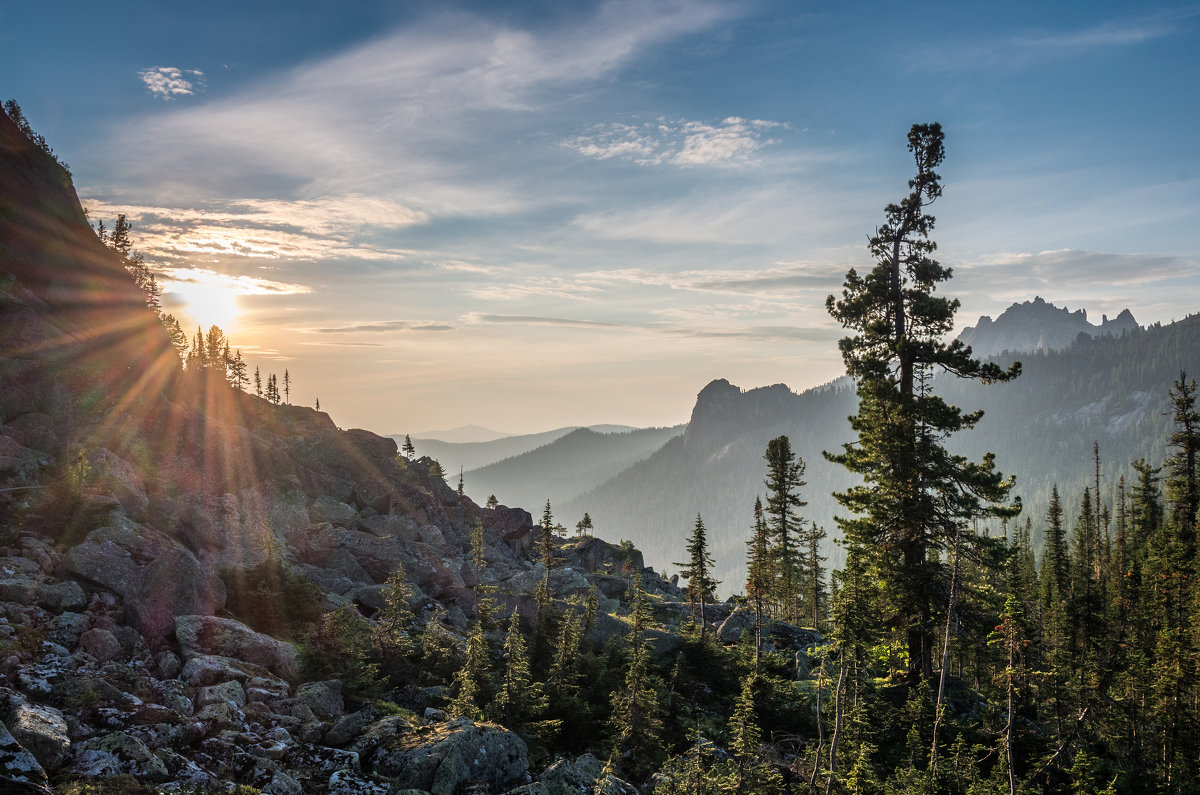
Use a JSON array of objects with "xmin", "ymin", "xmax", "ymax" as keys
[{"xmin": 958, "ymin": 296, "xmax": 1139, "ymax": 358}]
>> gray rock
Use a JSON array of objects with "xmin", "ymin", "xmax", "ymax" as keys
[
  {"xmin": 324, "ymin": 708, "xmax": 376, "ymax": 748},
  {"xmin": 0, "ymin": 718, "xmax": 49, "ymax": 793},
  {"xmin": 45, "ymin": 612, "xmax": 86, "ymax": 649},
  {"xmin": 263, "ymin": 769, "xmax": 303, "ymax": 795},
  {"xmin": 154, "ymin": 650, "xmax": 182, "ymax": 679},
  {"xmin": 196, "ymin": 679, "xmax": 246, "ymax": 709},
  {"xmin": 328, "ymin": 768, "xmax": 391, "ymax": 795},
  {"xmin": 540, "ymin": 752, "xmax": 604, "ymax": 791},
  {"xmin": 310, "ymin": 495, "xmax": 359, "ymax": 526},
  {"xmin": 179, "ymin": 653, "xmax": 286, "ymax": 689},
  {"xmin": 357, "ymin": 513, "xmax": 419, "ymax": 541},
  {"xmin": 296, "ymin": 680, "xmax": 344, "ymax": 719},
  {"xmin": 0, "ymin": 578, "xmax": 38, "ymax": 606},
  {"xmin": 77, "ymin": 629, "xmax": 123, "ymax": 663},
  {"xmin": 194, "ymin": 700, "xmax": 245, "ymax": 731},
  {"xmin": 72, "ymin": 731, "xmax": 168, "ymax": 783},
  {"xmin": 6, "ymin": 703, "xmax": 68, "ymax": 772},
  {"xmin": 131, "ymin": 545, "xmax": 225, "ymax": 642},
  {"xmin": 372, "ymin": 717, "xmax": 528, "ymax": 795},
  {"xmin": 174, "ymin": 615, "xmax": 299, "ymax": 681},
  {"xmin": 716, "ymin": 608, "xmax": 757, "ymax": 644},
  {"xmin": 35, "ymin": 581, "xmax": 86, "ymax": 614}
]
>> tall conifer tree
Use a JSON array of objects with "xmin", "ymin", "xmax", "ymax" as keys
[{"xmin": 825, "ymin": 122, "xmax": 1020, "ymax": 682}]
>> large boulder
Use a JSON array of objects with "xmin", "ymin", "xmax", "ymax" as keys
[
  {"xmin": 63, "ymin": 523, "xmax": 225, "ymax": 641},
  {"xmin": 174, "ymin": 615, "xmax": 299, "ymax": 682},
  {"xmin": 5, "ymin": 703, "xmax": 68, "ymax": 773},
  {"xmin": 371, "ymin": 718, "xmax": 528, "ymax": 795},
  {"xmin": 131, "ymin": 545, "xmax": 226, "ymax": 642}
]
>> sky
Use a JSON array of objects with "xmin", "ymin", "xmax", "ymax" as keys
[{"xmin": 3, "ymin": 0, "xmax": 1198, "ymax": 436}]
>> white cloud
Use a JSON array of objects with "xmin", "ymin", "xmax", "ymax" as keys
[
  {"xmin": 138, "ymin": 67, "xmax": 205, "ymax": 100},
  {"xmin": 563, "ymin": 116, "xmax": 782, "ymax": 167}
]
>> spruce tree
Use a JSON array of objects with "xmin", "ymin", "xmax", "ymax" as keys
[
  {"xmin": 745, "ymin": 496, "xmax": 771, "ymax": 672},
  {"xmin": 762, "ymin": 435, "xmax": 807, "ymax": 623},
  {"xmin": 609, "ymin": 572, "xmax": 664, "ymax": 780},
  {"xmin": 825, "ymin": 122, "xmax": 1020, "ymax": 682},
  {"xmin": 402, "ymin": 434, "xmax": 416, "ymax": 458},
  {"xmin": 449, "ymin": 620, "xmax": 489, "ymax": 721},
  {"xmin": 674, "ymin": 514, "xmax": 719, "ymax": 641}
]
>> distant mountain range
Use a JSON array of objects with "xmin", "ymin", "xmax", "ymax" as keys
[
  {"xmin": 959, "ymin": 296, "xmax": 1138, "ymax": 358},
  {"xmin": 467, "ymin": 297, "xmax": 1198, "ymax": 597},
  {"xmin": 389, "ymin": 424, "xmax": 639, "ymax": 476}
]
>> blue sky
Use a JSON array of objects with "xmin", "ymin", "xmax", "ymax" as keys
[{"xmin": 3, "ymin": 0, "xmax": 1198, "ymax": 435}]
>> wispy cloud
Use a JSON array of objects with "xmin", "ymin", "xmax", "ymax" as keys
[
  {"xmin": 564, "ymin": 116, "xmax": 782, "ymax": 167},
  {"xmin": 959, "ymin": 249, "xmax": 1193, "ymax": 287},
  {"xmin": 86, "ymin": 196, "xmax": 425, "ymax": 263},
  {"xmin": 158, "ymin": 266, "xmax": 311, "ymax": 296},
  {"xmin": 113, "ymin": 1, "xmax": 741, "ymax": 208},
  {"xmin": 138, "ymin": 67, "xmax": 205, "ymax": 100},
  {"xmin": 305, "ymin": 320, "xmax": 455, "ymax": 333},
  {"xmin": 921, "ymin": 9, "xmax": 1197, "ymax": 71}
]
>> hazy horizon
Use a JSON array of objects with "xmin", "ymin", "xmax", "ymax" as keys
[{"xmin": 5, "ymin": 0, "xmax": 1197, "ymax": 436}]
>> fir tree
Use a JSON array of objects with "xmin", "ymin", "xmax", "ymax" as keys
[
  {"xmin": 283, "ymin": 369, "xmax": 291, "ymax": 405},
  {"xmin": 254, "ymin": 366, "xmax": 262, "ymax": 398},
  {"xmin": 402, "ymin": 434, "xmax": 416, "ymax": 458},
  {"xmin": 576, "ymin": 512, "xmax": 594, "ymax": 536}
]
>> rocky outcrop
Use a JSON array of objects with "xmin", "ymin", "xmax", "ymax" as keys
[
  {"xmin": 174, "ymin": 615, "xmax": 299, "ymax": 682},
  {"xmin": 368, "ymin": 717, "xmax": 529, "ymax": 795}
]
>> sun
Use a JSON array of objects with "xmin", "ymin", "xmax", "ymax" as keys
[{"xmin": 171, "ymin": 280, "xmax": 240, "ymax": 333}]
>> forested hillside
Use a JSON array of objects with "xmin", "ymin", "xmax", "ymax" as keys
[{"xmin": 562, "ymin": 314, "xmax": 1197, "ymax": 595}]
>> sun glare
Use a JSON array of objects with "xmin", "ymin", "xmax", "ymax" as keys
[{"xmin": 172, "ymin": 280, "xmax": 240, "ymax": 332}]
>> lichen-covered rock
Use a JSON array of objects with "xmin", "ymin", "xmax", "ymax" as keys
[
  {"xmin": 540, "ymin": 752, "xmax": 604, "ymax": 791},
  {"xmin": 6, "ymin": 703, "xmax": 69, "ymax": 772},
  {"xmin": 78, "ymin": 628, "xmax": 123, "ymax": 663},
  {"xmin": 72, "ymin": 731, "xmax": 168, "ymax": 783},
  {"xmin": 0, "ymin": 718, "xmax": 50, "ymax": 793},
  {"xmin": 196, "ymin": 679, "xmax": 246, "ymax": 709},
  {"xmin": 296, "ymin": 680, "xmax": 343, "ymax": 719},
  {"xmin": 35, "ymin": 580, "xmax": 86, "ymax": 614},
  {"xmin": 132, "ymin": 545, "xmax": 225, "ymax": 641},
  {"xmin": 371, "ymin": 718, "xmax": 528, "ymax": 795},
  {"xmin": 174, "ymin": 615, "xmax": 299, "ymax": 681},
  {"xmin": 328, "ymin": 768, "xmax": 391, "ymax": 794}
]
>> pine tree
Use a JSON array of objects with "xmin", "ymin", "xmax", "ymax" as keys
[
  {"xmin": 825, "ymin": 122, "xmax": 1019, "ymax": 682},
  {"xmin": 402, "ymin": 434, "xmax": 416, "ymax": 458},
  {"xmin": 800, "ymin": 520, "xmax": 828, "ymax": 630},
  {"xmin": 674, "ymin": 514, "xmax": 720, "ymax": 641},
  {"xmin": 283, "ymin": 369, "xmax": 291, "ymax": 404},
  {"xmin": 486, "ymin": 494, "xmax": 499, "ymax": 509},
  {"xmin": 1164, "ymin": 372, "xmax": 1199, "ymax": 559},
  {"xmin": 576, "ymin": 512, "xmax": 594, "ymax": 536},
  {"xmin": 254, "ymin": 366, "xmax": 263, "ymax": 398},
  {"xmin": 230, "ymin": 350, "xmax": 248, "ymax": 390}
]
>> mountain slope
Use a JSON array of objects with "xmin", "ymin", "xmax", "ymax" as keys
[
  {"xmin": 393, "ymin": 424, "xmax": 640, "ymax": 475},
  {"xmin": 463, "ymin": 424, "xmax": 684, "ymax": 512}
]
